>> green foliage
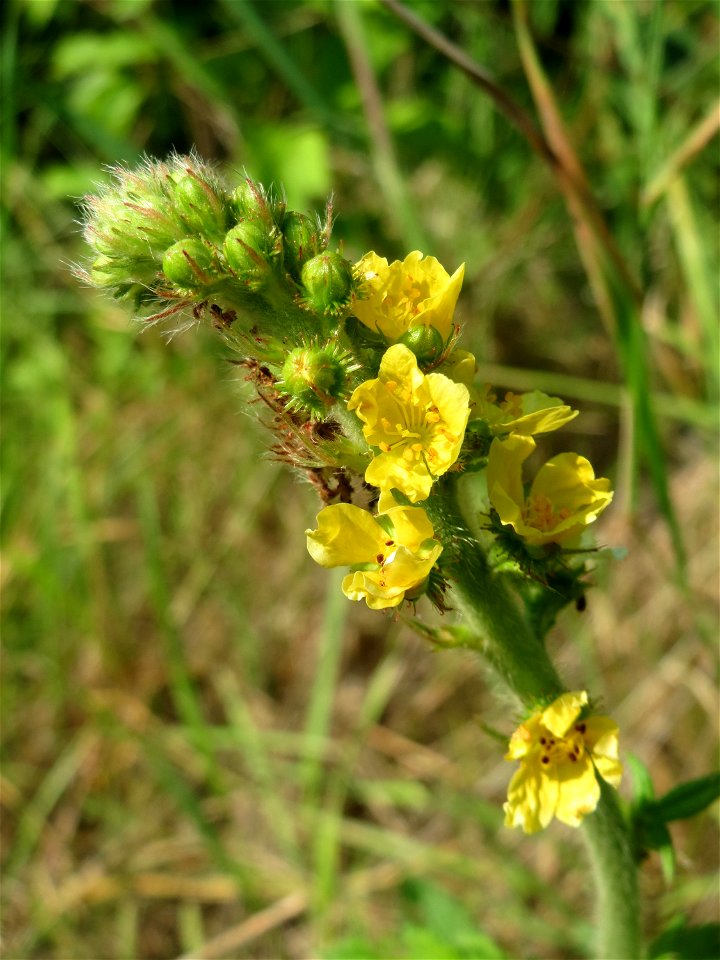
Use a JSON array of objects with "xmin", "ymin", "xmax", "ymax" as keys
[
  {"xmin": 648, "ymin": 918, "xmax": 720, "ymax": 960},
  {"xmin": 324, "ymin": 880, "xmax": 507, "ymax": 960},
  {"xmin": 629, "ymin": 757, "xmax": 720, "ymax": 883}
]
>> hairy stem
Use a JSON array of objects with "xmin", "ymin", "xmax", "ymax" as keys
[
  {"xmin": 582, "ymin": 781, "xmax": 642, "ymax": 959},
  {"xmin": 426, "ymin": 482, "xmax": 563, "ymax": 704},
  {"xmin": 427, "ymin": 479, "xmax": 642, "ymax": 958}
]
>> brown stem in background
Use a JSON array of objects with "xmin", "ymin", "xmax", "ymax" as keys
[
  {"xmin": 380, "ymin": 0, "xmax": 643, "ymax": 312},
  {"xmin": 379, "ymin": 0, "xmax": 558, "ymax": 169}
]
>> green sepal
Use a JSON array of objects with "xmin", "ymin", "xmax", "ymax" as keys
[
  {"xmin": 223, "ymin": 220, "xmax": 278, "ymax": 281},
  {"xmin": 230, "ymin": 177, "xmax": 284, "ymax": 226},
  {"xmin": 382, "ymin": 487, "xmax": 413, "ymax": 508},
  {"xmin": 404, "ymin": 618, "xmax": 475, "ymax": 649},
  {"xmin": 418, "ymin": 537, "xmax": 441, "ymax": 556},
  {"xmin": 374, "ymin": 513, "xmax": 395, "ymax": 538}
]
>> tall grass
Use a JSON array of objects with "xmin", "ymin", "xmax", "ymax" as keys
[{"xmin": 2, "ymin": 1, "xmax": 717, "ymax": 957}]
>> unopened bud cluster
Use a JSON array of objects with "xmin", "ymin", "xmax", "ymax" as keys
[{"xmin": 80, "ymin": 154, "xmax": 353, "ymax": 349}]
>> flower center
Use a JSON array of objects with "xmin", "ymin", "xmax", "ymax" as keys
[
  {"xmin": 499, "ymin": 391, "xmax": 523, "ymax": 419},
  {"xmin": 524, "ymin": 493, "xmax": 572, "ymax": 531},
  {"xmin": 375, "ymin": 384, "xmax": 454, "ymax": 468},
  {"xmin": 537, "ymin": 722, "xmax": 587, "ymax": 767}
]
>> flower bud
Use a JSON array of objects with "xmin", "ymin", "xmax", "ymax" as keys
[
  {"xmin": 281, "ymin": 211, "xmax": 323, "ymax": 281},
  {"xmin": 162, "ymin": 238, "xmax": 217, "ymax": 290},
  {"xmin": 398, "ymin": 324, "xmax": 445, "ymax": 365},
  {"xmin": 85, "ymin": 195, "xmax": 178, "ymax": 261},
  {"xmin": 279, "ymin": 345, "xmax": 347, "ymax": 415},
  {"xmin": 173, "ymin": 174, "xmax": 227, "ymax": 238},
  {"xmin": 300, "ymin": 252, "xmax": 353, "ymax": 316},
  {"xmin": 231, "ymin": 179, "xmax": 260, "ymax": 218},
  {"xmin": 230, "ymin": 178, "xmax": 284, "ymax": 226},
  {"xmin": 223, "ymin": 221, "xmax": 275, "ymax": 280}
]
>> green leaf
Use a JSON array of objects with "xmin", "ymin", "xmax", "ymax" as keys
[
  {"xmin": 626, "ymin": 752, "xmax": 656, "ymax": 805},
  {"xmin": 648, "ymin": 772, "xmax": 720, "ymax": 824},
  {"xmin": 402, "ymin": 880, "xmax": 507, "ymax": 959},
  {"xmin": 631, "ymin": 771, "xmax": 719, "ymax": 880},
  {"xmin": 322, "ymin": 935, "xmax": 384, "ymax": 960},
  {"xmin": 648, "ymin": 919, "xmax": 720, "ymax": 960}
]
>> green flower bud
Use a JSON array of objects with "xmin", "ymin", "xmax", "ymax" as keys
[
  {"xmin": 398, "ymin": 325, "xmax": 445, "ymax": 365},
  {"xmin": 174, "ymin": 174, "xmax": 227, "ymax": 238},
  {"xmin": 230, "ymin": 178, "xmax": 284, "ymax": 226},
  {"xmin": 230, "ymin": 180, "xmax": 259, "ymax": 218},
  {"xmin": 279, "ymin": 345, "xmax": 347, "ymax": 415},
  {"xmin": 300, "ymin": 253, "xmax": 353, "ymax": 316},
  {"xmin": 223, "ymin": 221, "xmax": 275, "ymax": 280},
  {"xmin": 86, "ymin": 195, "xmax": 177, "ymax": 260},
  {"xmin": 281, "ymin": 211, "xmax": 323, "ymax": 281},
  {"xmin": 162, "ymin": 238, "xmax": 217, "ymax": 290}
]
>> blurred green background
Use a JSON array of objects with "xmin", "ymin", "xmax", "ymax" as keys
[{"xmin": 2, "ymin": 1, "xmax": 718, "ymax": 957}]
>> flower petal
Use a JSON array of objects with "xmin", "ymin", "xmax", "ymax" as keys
[
  {"xmin": 487, "ymin": 434, "xmax": 535, "ymax": 524},
  {"xmin": 306, "ymin": 503, "xmax": 384, "ymax": 568},
  {"xmin": 504, "ymin": 757, "xmax": 558, "ymax": 834},
  {"xmin": 553, "ymin": 758, "xmax": 601, "ymax": 827},
  {"xmin": 342, "ymin": 571, "xmax": 405, "ymax": 609},
  {"xmin": 585, "ymin": 717, "xmax": 623, "ymax": 788},
  {"xmin": 541, "ymin": 691, "xmax": 588, "ymax": 738}
]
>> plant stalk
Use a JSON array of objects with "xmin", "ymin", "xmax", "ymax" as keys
[
  {"xmin": 582, "ymin": 781, "xmax": 642, "ymax": 959},
  {"xmin": 429, "ymin": 480, "xmax": 642, "ymax": 959},
  {"xmin": 426, "ymin": 482, "xmax": 563, "ymax": 705}
]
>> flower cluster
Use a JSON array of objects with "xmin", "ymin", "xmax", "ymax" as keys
[{"xmin": 79, "ymin": 158, "xmax": 622, "ymax": 834}]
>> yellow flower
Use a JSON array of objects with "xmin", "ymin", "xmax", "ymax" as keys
[
  {"xmin": 475, "ymin": 387, "xmax": 578, "ymax": 436},
  {"xmin": 504, "ymin": 691, "xmax": 622, "ymax": 834},
  {"xmin": 306, "ymin": 502, "xmax": 443, "ymax": 609},
  {"xmin": 487, "ymin": 434, "xmax": 613, "ymax": 546},
  {"xmin": 353, "ymin": 250, "xmax": 465, "ymax": 343},
  {"xmin": 348, "ymin": 344, "xmax": 470, "ymax": 503}
]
